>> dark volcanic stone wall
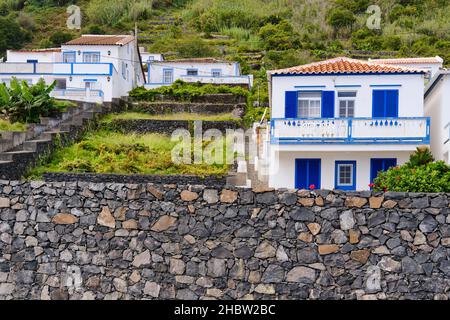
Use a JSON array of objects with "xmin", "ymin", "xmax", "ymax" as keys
[
  {"xmin": 108, "ymin": 119, "xmax": 242, "ymax": 135},
  {"xmin": 0, "ymin": 181, "xmax": 449, "ymax": 300}
]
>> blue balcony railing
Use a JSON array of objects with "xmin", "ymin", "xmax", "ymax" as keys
[{"xmin": 270, "ymin": 117, "xmax": 430, "ymax": 144}]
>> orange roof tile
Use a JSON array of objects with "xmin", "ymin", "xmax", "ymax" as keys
[
  {"xmin": 269, "ymin": 57, "xmax": 425, "ymax": 75},
  {"xmin": 369, "ymin": 56, "xmax": 443, "ymax": 65},
  {"xmin": 64, "ymin": 35, "xmax": 134, "ymax": 46}
]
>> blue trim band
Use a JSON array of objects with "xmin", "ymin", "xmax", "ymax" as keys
[
  {"xmin": 294, "ymin": 85, "xmax": 326, "ymax": 88},
  {"xmin": 334, "ymin": 85, "xmax": 362, "ymax": 88},
  {"xmin": 370, "ymin": 84, "xmax": 402, "ymax": 87}
]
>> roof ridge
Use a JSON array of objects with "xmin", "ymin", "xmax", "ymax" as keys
[{"xmin": 269, "ymin": 56, "xmax": 425, "ymax": 75}]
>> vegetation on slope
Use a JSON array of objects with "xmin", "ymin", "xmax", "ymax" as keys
[{"xmin": 27, "ymin": 129, "xmax": 232, "ymax": 178}]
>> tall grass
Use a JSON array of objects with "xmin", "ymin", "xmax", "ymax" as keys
[{"xmin": 26, "ymin": 130, "xmax": 231, "ymax": 178}]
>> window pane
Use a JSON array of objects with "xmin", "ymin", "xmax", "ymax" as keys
[
  {"xmin": 187, "ymin": 70, "xmax": 198, "ymax": 76},
  {"xmin": 338, "ymin": 164, "xmax": 353, "ymax": 186},
  {"xmin": 299, "ymin": 92, "xmax": 321, "ymax": 98},
  {"xmin": 347, "ymin": 101, "xmax": 355, "ymax": 117}
]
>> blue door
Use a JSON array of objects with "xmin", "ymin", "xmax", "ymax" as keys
[
  {"xmin": 372, "ymin": 90, "xmax": 399, "ymax": 118},
  {"xmin": 295, "ymin": 159, "xmax": 321, "ymax": 189},
  {"xmin": 370, "ymin": 158, "xmax": 397, "ymax": 183}
]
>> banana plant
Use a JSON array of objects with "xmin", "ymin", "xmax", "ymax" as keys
[{"xmin": 0, "ymin": 77, "xmax": 61, "ymax": 123}]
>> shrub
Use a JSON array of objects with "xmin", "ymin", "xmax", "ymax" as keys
[
  {"xmin": 86, "ymin": 0, "xmax": 128, "ymax": 26},
  {"xmin": 129, "ymin": 80, "xmax": 248, "ymax": 101},
  {"xmin": 0, "ymin": 16, "xmax": 31, "ymax": 56},
  {"xmin": 0, "ymin": 78, "xmax": 66, "ymax": 123},
  {"xmin": 49, "ymin": 31, "xmax": 73, "ymax": 46},
  {"xmin": 373, "ymin": 148, "xmax": 450, "ymax": 193},
  {"xmin": 176, "ymin": 36, "xmax": 217, "ymax": 58},
  {"xmin": 327, "ymin": 8, "xmax": 356, "ymax": 34},
  {"xmin": 258, "ymin": 20, "xmax": 301, "ymax": 51},
  {"xmin": 85, "ymin": 24, "xmax": 106, "ymax": 35}
]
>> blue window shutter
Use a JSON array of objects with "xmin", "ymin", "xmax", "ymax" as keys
[
  {"xmin": 372, "ymin": 90, "xmax": 385, "ymax": 117},
  {"xmin": 321, "ymin": 91, "xmax": 335, "ymax": 118},
  {"xmin": 385, "ymin": 90, "xmax": 399, "ymax": 117},
  {"xmin": 295, "ymin": 159, "xmax": 321, "ymax": 189},
  {"xmin": 285, "ymin": 91, "xmax": 297, "ymax": 118},
  {"xmin": 308, "ymin": 159, "xmax": 321, "ymax": 189},
  {"xmin": 295, "ymin": 159, "xmax": 308, "ymax": 189},
  {"xmin": 370, "ymin": 158, "xmax": 397, "ymax": 183}
]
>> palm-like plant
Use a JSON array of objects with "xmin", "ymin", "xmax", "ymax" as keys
[
  {"xmin": 0, "ymin": 78, "xmax": 62, "ymax": 123},
  {"xmin": 408, "ymin": 146, "xmax": 435, "ymax": 167}
]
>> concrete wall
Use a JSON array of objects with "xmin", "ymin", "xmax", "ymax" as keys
[
  {"xmin": 0, "ymin": 182, "xmax": 449, "ymax": 300},
  {"xmin": 268, "ymin": 150, "xmax": 411, "ymax": 190},
  {"xmin": 6, "ymin": 50, "xmax": 62, "ymax": 63},
  {"xmin": 148, "ymin": 61, "xmax": 239, "ymax": 84},
  {"xmin": 425, "ymin": 75, "xmax": 450, "ymax": 164}
]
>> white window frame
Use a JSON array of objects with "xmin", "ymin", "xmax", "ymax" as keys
[
  {"xmin": 82, "ymin": 52, "xmax": 100, "ymax": 63},
  {"xmin": 187, "ymin": 69, "xmax": 198, "ymax": 76},
  {"xmin": 63, "ymin": 52, "xmax": 76, "ymax": 63},
  {"xmin": 337, "ymin": 163, "xmax": 354, "ymax": 186},
  {"xmin": 298, "ymin": 92, "xmax": 321, "ymax": 118},
  {"xmin": 163, "ymin": 69, "xmax": 173, "ymax": 84},
  {"xmin": 338, "ymin": 91, "xmax": 356, "ymax": 118}
]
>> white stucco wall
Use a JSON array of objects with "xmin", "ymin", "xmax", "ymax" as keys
[
  {"xmin": 6, "ymin": 50, "xmax": 62, "ymax": 63},
  {"xmin": 425, "ymin": 74, "xmax": 450, "ymax": 164},
  {"xmin": 141, "ymin": 53, "xmax": 163, "ymax": 62},
  {"xmin": 268, "ymin": 150, "xmax": 411, "ymax": 190},
  {"xmin": 147, "ymin": 61, "xmax": 239, "ymax": 84},
  {"xmin": 270, "ymin": 73, "xmax": 425, "ymax": 119}
]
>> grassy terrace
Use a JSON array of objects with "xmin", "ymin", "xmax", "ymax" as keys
[
  {"xmin": 27, "ymin": 129, "xmax": 232, "ymax": 179},
  {"xmin": 101, "ymin": 112, "xmax": 239, "ymax": 123}
]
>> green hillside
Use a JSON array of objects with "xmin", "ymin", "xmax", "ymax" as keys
[{"xmin": 1, "ymin": 0, "xmax": 449, "ymax": 110}]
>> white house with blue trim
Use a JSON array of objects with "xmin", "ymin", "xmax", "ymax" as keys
[
  {"xmin": 145, "ymin": 58, "xmax": 253, "ymax": 89},
  {"xmin": 425, "ymin": 70, "xmax": 450, "ymax": 164},
  {"xmin": 1, "ymin": 35, "xmax": 145, "ymax": 102},
  {"xmin": 264, "ymin": 57, "xmax": 429, "ymax": 190}
]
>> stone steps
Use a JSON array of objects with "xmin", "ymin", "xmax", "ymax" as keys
[{"xmin": 0, "ymin": 98, "xmax": 128, "ymax": 180}]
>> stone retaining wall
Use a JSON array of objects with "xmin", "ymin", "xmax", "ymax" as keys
[
  {"xmin": 42, "ymin": 173, "xmax": 227, "ymax": 187},
  {"xmin": 0, "ymin": 182, "xmax": 449, "ymax": 300},
  {"xmin": 130, "ymin": 102, "xmax": 245, "ymax": 117},
  {"xmin": 133, "ymin": 94, "xmax": 246, "ymax": 104}
]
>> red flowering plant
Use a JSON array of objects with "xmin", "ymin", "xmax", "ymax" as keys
[
  {"xmin": 373, "ymin": 148, "xmax": 450, "ymax": 192},
  {"xmin": 309, "ymin": 184, "xmax": 315, "ymax": 190}
]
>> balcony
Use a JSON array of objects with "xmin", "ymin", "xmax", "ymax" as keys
[
  {"xmin": 270, "ymin": 117, "xmax": 430, "ymax": 144},
  {"xmin": 51, "ymin": 88, "xmax": 104, "ymax": 103},
  {"xmin": 0, "ymin": 62, "xmax": 112, "ymax": 76},
  {"xmin": 179, "ymin": 74, "xmax": 253, "ymax": 88}
]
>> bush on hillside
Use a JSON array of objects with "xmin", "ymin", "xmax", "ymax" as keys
[
  {"xmin": 373, "ymin": 147, "xmax": 450, "ymax": 193},
  {"xmin": 258, "ymin": 20, "xmax": 301, "ymax": 51},
  {"xmin": 0, "ymin": 16, "xmax": 31, "ymax": 56}
]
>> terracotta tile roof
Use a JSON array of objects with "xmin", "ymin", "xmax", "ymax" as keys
[
  {"xmin": 157, "ymin": 58, "xmax": 232, "ymax": 64},
  {"xmin": 9, "ymin": 48, "xmax": 61, "ymax": 53},
  {"xmin": 64, "ymin": 35, "xmax": 134, "ymax": 46},
  {"xmin": 269, "ymin": 57, "xmax": 425, "ymax": 75},
  {"xmin": 369, "ymin": 56, "xmax": 443, "ymax": 65}
]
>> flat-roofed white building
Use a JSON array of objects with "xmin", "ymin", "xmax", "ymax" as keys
[
  {"xmin": 145, "ymin": 58, "xmax": 253, "ymax": 89},
  {"xmin": 1, "ymin": 35, "xmax": 145, "ymax": 102}
]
